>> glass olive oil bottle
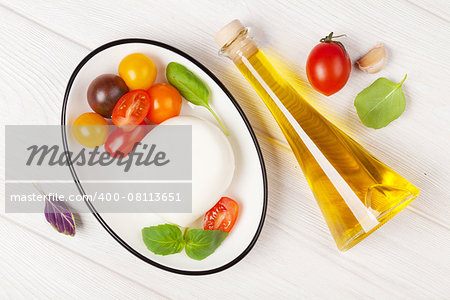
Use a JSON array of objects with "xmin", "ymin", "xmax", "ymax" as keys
[{"xmin": 216, "ymin": 20, "xmax": 419, "ymax": 251}]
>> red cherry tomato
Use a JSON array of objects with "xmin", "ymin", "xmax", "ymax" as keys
[
  {"xmin": 105, "ymin": 122, "xmax": 149, "ymax": 158},
  {"xmin": 306, "ymin": 32, "xmax": 351, "ymax": 96},
  {"xmin": 202, "ymin": 197, "xmax": 239, "ymax": 233},
  {"xmin": 112, "ymin": 90, "xmax": 151, "ymax": 128},
  {"xmin": 147, "ymin": 83, "xmax": 182, "ymax": 124}
]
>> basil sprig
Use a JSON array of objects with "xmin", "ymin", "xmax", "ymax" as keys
[
  {"xmin": 142, "ymin": 224, "xmax": 228, "ymax": 260},
  {"xmin": 354, "ymin": 75, "xmax": 407, "ymax": 129}
]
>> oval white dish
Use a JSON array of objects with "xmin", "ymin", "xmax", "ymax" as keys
[{"xmin": 62, "ymin": 39, "xmax": 267, "ymax": 275}]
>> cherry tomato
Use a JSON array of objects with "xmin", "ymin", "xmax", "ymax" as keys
[
  {"xmin": 118, "ymin": 53, "xmax": 157, "ymax": 90},
  {"xmin": 112, "ymin": 90, "xmax": 151, "ymax": 128},
  {"xmin": 202, "ymin": 197, "xmax": 239, "ymax": 233},
  {"xmin": 306, "ymin": 32, "xmax": 351, "ymax": 96},
  {"xmin": 72, "ymin": 112, "xmax": 109, "ymax": 148},
  {"xmin": 105, "ymin": 122, "xmax": 149, "ymax": 157},
  {"xmin": 147, "ymin": 83, "xmax": 182, "ymax": 124},
  {"xmin": 87, "ymin": 74, "xmax": 129, "ymax": 118}
]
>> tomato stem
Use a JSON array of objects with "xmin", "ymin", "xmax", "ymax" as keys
[
  {"xmin": 320, "ymin": 32, "xmax": 348, "ymax": 56},
  {"xmin": 320, "ymin": 32, "xmax": 347, "ymax": 43}
]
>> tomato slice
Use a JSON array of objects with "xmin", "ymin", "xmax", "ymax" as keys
[
  {"xmin": 105, "ymin": 121, "xmax": 149, "ymax": 158},
  {"xmin": 112, "ymin": 90, "xmax": 151, "ymax": 128},
  {"xmin": 202, "ymin": 197, "xmax": 239, "ymax": 233}
]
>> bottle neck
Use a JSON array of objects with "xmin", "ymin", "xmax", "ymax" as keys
[{"xmin": 220, "ymin": 28, "xmax": 258, "ymax": 64}]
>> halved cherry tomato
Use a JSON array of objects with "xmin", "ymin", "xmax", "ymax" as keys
[
  {"xmin": 72, "ymin": 112, "xmax": 109, "ymax": 148},
  {"xmin": 112, "ymin": 90, "xmax": 151, "ymax": 128},
  {"xmin": 147, "ymin": 83, "xmax": 182, "ymax": 124},
  {"xmin": 105, "ymin": 121, "xmax": 149, "ymax": 157},
  {"xmin": 202, "ymin": 197, "xmax": 239, "ymax": 233}
]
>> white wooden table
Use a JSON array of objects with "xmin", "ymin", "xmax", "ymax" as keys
[{"xmin": 1, "ymin": 0, "xmax": 449, "ymax": 298}]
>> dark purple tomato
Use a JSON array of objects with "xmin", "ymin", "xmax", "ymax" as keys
[{"xmin": 87, "ymin": 74, "xmax": 129, "ymax": 118}]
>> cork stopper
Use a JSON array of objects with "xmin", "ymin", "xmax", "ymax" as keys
[{"xmin": 215, "ymin": 19, "xmax": 245, "ymax": 49}]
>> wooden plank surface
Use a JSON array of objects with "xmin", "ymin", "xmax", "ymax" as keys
[{"xmin": 0, "ymin": 0, "xmax": 449, "ymax": 298}]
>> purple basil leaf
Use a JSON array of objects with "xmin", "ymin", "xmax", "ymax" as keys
[{"xmin": 44, "ymin": 195, "xmax": 76, "ymax": 236}]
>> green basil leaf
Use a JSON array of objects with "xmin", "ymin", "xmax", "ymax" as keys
[
  {"xmin": 185, "ymin": 229, "xmax": 228, "ymax": 261},
  {"xmin": 166, "ymin": 62, "xmax": 210, "ymax": 107},
  {"xmin": 354, "ymin": 75, "xmax": 407, "ymax": 129},
  {"xmin": 142, "ymin": 224, "xmax": 184, "ymax": 256},
  {"xmin": 166, "ymin": 62, "xmax": 229, "ymax": 135}
]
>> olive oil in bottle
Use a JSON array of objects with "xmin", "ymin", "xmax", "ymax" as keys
[{"xmin": 215, "ymin": 20, "xmax": 419, "ymax": 251}]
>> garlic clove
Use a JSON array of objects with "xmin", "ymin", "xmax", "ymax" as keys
[{"xmin": 357, "ymin": 43, "xmax": 387, "ymax": 74}]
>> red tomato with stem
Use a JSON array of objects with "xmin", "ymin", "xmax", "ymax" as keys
[
  {"xmin": 105, "ymin": 121, "xmax": 149, "ymax": 158},
  {"xmin": 306, "ymin": 32, "xmax": 351, "ymax": 96},
  {"xmin": 202, "ymin": 197, "xmax": 239, "ymax": 233},
  {"xmin": 112, "ymin": 90, "xmax": 151, "ymax": 129},
  {"xmin": 147, "ymin": 83, "xmax": 182, "ymax": 124}
]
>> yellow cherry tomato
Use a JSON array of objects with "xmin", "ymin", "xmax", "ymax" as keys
[
  {"xmin": 118, "ymin": 53, "xmax": 157, "ymax": 90},
  {"xmin": 72, "ymin": 112, "xmax": 109, "ymax": 148}
]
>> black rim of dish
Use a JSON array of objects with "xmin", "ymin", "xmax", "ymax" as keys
[{"xmin": 61, "ymin": 38, "xmax": 268, "ymax": 275}]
